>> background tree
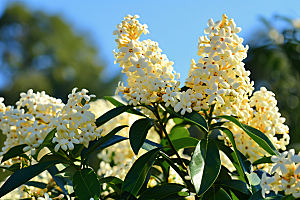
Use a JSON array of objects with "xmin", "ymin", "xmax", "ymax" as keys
[
  {"xmin": 0, "ymin": 4, "xmax": 120, "ymax": 105},
  {"xmin": 0, "ymin": 3, "xmax": 121, "ymax": 181},
  {"xmin": 245, "ymin": 15, "xmax": 300, "ymax": 148}
]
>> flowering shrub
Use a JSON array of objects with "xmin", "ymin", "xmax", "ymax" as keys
[{"xmin": 0, "ymin": 14, "xmax": 298, "ymax": 200}]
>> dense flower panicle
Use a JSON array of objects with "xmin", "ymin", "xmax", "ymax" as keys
[
  {"xmin": 0, "ymin": 88, "xmax": 100, "ymax": 159},
  {"xmin": 183, "ymin": 14, "xmax": 254, "ymax": 117},
  {"xmin": 219, "ymin": 87, "xmax": 290, "ymax": 163},
  {"xmin": 259, "ymin": 150, "xmax": 300, "ymax": 198},
  {"xmin": 113, "ymin": 15, "xmax": 181, "ymax": 109}
]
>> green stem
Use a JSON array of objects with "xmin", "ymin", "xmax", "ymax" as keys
[
  {"xmin": 155, "ymin": 104, "xmax": 187, "ymax": 170},
  {"xmin": 205, "ymin": 104, "xmax": 215, "ymax": 138}
]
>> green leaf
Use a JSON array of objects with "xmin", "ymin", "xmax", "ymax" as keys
[
  {"xmin": 218, "ymin": 115, "xmax": 279, "ymax": 156},
  {"xmin": 138, "ymin": 183, "xmax": 185, "ymax": 200},
  {"xmin": 246, "ymin": 172, "xmax": 262, "ymax": 193},
  {"xmin": 202, "ymin": 187, "xmax": 232, "ymax": 200},
  {"xmin": 82, "ymin": 125, "xmax": 128, "ymax": 160},
  {"xmin": 25, "ymin": 181, "xmax": 47, "ymax": 189},
  {"xmin": 103, "ymin": 96, "xmax": 145, "ymax": 117},
  {"xmin": 215, "ymin": 166, "xmax": 232, "ymax": 182},
  {"xmin": 99, "ymin": 176, "xmax": 123, "ymax": 195},
  {"xmin": 129, "ymin": 118, "xmax": 154, "ymax": 155},
  {"xmin": 55, "ymin": 165, "xmax": 77, "ymax": 181},
  {"xmin": 142, "ymin": 139, "xmax": 163, "ymax": 152},
  {"xmin": 122, "ymin": 147, "xmax": 162, "ymax": 197},
  {"xmin": 215, "ymin": 180, "xmax": 251, "ymax": 198},
  {"xmin": 1, "ymin": 144, "xmax": 27, "ymax": 163},
  {"xmin": 252, "ymin": 156, "xmax": 273, "ymax": 165},
  {"xmin": 248, "ymin": 189, "xmax": 284, "ymax": 200},
  {"xmin": 215, "ymin": 140, "xmax": 251, "ymax": 183},
  {"xmin": 219, "ymin": 127, "xmax": 249, "ymax": 183},
  {"xmin": 190, "ymin": 139, "xmax": 221, "ymax": 196},
  {"xmin": 172, "ymin": 137, "xmax": 199, "ymax": 151},
  {"xmin": 159, "ymin": 152, "xmax": 195, "ymax": 192},
  {"xmin": 164, "ymin": 107, "xmax": 208, "ymax": 132},
  {"xmin": 0, "ymin": 160, "xmax": 66, "ymax": 198},
  {"xmin": 34, "ymin": 128, "xmax": 57, "ymax": 160},
  {"xmin": 73, "ymin": 168, "xmax": 100, "ymax": 200},
  {"xmin": 169, "ymin": 126, "xmax": 190, "ymax": 139},
  {"xmin": 96, "ymin": 105, "xmax": 133, "ymax": 127},
  {"xmin": 281, "ymin": 195, "xmax": 295, "ymax": 200}
]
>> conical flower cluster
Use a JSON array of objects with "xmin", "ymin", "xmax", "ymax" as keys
[{"xmin": 114, "ymin": 15, "xmax": 180, "ymax": 108}]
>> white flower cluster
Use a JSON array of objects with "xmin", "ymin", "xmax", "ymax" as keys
[
  {"xmin": 0, "ymin": 88, "xmax": 100, "ymax": 159},
  {"xmin": 182, "ymin": 14, "xmax": 254, "ymax": 116},
  {"xmin": 113, "ymin": 15, "xmax": 181, "ymax": 108},
  {"xmin": 260, "ymin": 150, "xmax": 300, "ymax": 198},
  {"xmin": 220, "ymin": 87, "xmax": 289, "ymax": 164}
]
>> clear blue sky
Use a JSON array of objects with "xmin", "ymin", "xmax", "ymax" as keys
[{"xmin": 1, "ymin": 0, "xmax": 300, "ymax": 87}]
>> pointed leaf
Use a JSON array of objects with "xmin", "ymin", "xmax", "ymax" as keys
[
  {"xmin": 219, "ymin": 127, "xmax": 249, "ymax": 182},
  {"xmin": 0, "ymin": 160, "xmax": 67, "ymax": 198},
  {"xmin": 34, "ymin": 128, "xmax": 57, "ymax": 160},
  {"xmin": 1, "ymin": 144, "xmax": 27, "ymax": 163},
  {"xmin": 129, "ymin": 118, "xmax": 154, "ymax": 155},
  {"xmin": 96, "ymin": 105, "xmax": 133, "ymax": 127},
  {"xmin": 215, "ymin": 140, "xmax": 251, "ymax": 182},
  {"xmin": 138, "ymin": 183, "xmax": 185, "ymax": 200},
  {"xmin": 73, "ymin": 168, "xmax": 101, "ymax": 200},
  {"xmin": 165, "ymin": 106, "xmax": 208, "ymax": 132},
  {"xmin": 99, "ymin": 176, "xmax": 123, "ymax": 195},
  {"xmin": 252, "ymin": 156, "xmax": 273, "ymax": 165},
  {"xmin": 82, "ymin": 125, "xmax": 128, "ymax": 159},
  {"xmin": 215, "ymin": 180, "xmax": 251, "ymax": 199},
  {"xmin": 122, "ymin": 147, "xmax": 162, "ymax": 197},
  {"xmin": 142, "ymin": 139, "xmax": 163, "ymax": 152},
  {"xmin": 190, "ymin": 139, "xmax": 221, "ymax": 196},
  {"xmin": 202, "ymin": 187, "xmax": 232, "ymax": 200},
  {"xmin": 103, "ymin": 96, "xmax": 145, "ymax": 117},
  {"xmin": 218, "ymin": 115, "xmax": 279, "ymax": 156}
]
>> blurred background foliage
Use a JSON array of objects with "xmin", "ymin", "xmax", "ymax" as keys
[
  {"xmin": 245, "ymin": 15, "xmax": 300, "ymax": 150},
  {"xmin": 0, "ymin": 4, "xmax": 120, "ymax": 105},
  {"xmin": 0, "ymin": 4, "xmax": 121, "ymax": 180}
]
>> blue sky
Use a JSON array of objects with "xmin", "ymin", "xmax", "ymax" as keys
[{"xmin": 1, "ymin": 0, "xmax": 300, "ymax": 86}]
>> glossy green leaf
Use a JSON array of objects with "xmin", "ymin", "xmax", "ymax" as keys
[
  {"xmin": 248, "ymin": 189, "xmax": 284, "ymax": 200},
  {"xmin": 73, "ymin": 168, "xmax": 101, "ymax": 200},
  {"xmin": 165, "ymin": 106, "xmax": 208, "ymax": 132},
  {"xmin": 172, "ymin": 137, "xmax": 199, "ymax": 151},
  {"xmin": 218, "ymin": 115, "xmax": 279, "ymax": 156},
  {"xmin": 142, "ymin": 139, "xmax": 163, "ymax": 152},
  {"xmin": 0, "ymin": 160, "xmax": 66, "ymax": 198},
  {"xmin": 34, "ymin": 128, "xmax": 57, "ymax": 160},
  {"xmin": 190, "ymin": 139, "xmax": 221, "ymax": 196},
  {"xmin": 96, "ymin": 105, "xmax": 133, "ymax": 127},
  {"xmin": 1, "ymin": 144, "xmax": 27, "ymax": 163},
  {"xmin": 138, "ymin": 183, "xmax": 185, "ymax": 200},
  {"xmin": 215, "ymin": 180, "xmax": 251, "ymax": 199},
  {"xmin": 129, "ymin": 118, "xmax": 154, "ymax": 155},
  {"xmin": 202, "ymin": 187, "xmax": 232, "ymax": 200},
  {"xmin": 82, "ymin": 125, "xmax": 128, "ymax": 159},
  {"xmin": 215, "ymin": 166, "xmax": 232, "ymax": 182},
  {"xmin": 169, "ymin": 126, "xmax": 190, "ymax": 139},
  {"xmin": 219, "ymin": 127, "xmax": 249, "ymax": 182},
  {"xmin": 0, "ymin": 163, "xmax": 21, "ymax": 172},
  {"xmin": 215, "ymin": 140, "xmax": 251, "ymax": 183},
  {"xmin": 55, "ymin": 165, "xmax": 77, "ymax": 181},
  {"xmin": 103, "ymin": 96, "xmax": 145, "ymax": 117},
  {"xmin": 246, "ymin": 172, "xmax": 261, "ymax": 193},
  {"xmin": 99, "ymin": 176, "xmax": 123, "ymax": 195},
  {"xmin": 122, "ymin": 147, "xmax": 162, "ymax": 197},
  {"xmin": 159, "ymin": 152, "xmax": 195, "ymax": 192},
  {"xmin": 25, "ymin": 181, "xmax": 47, "ymax": 189},
  {"xmin": 252, "ymin": 156, "xmax": 273, "ymax": 165},
  {"xmin": 281, "ymin": 195, "xmax": 295, "ymax": 200}
]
